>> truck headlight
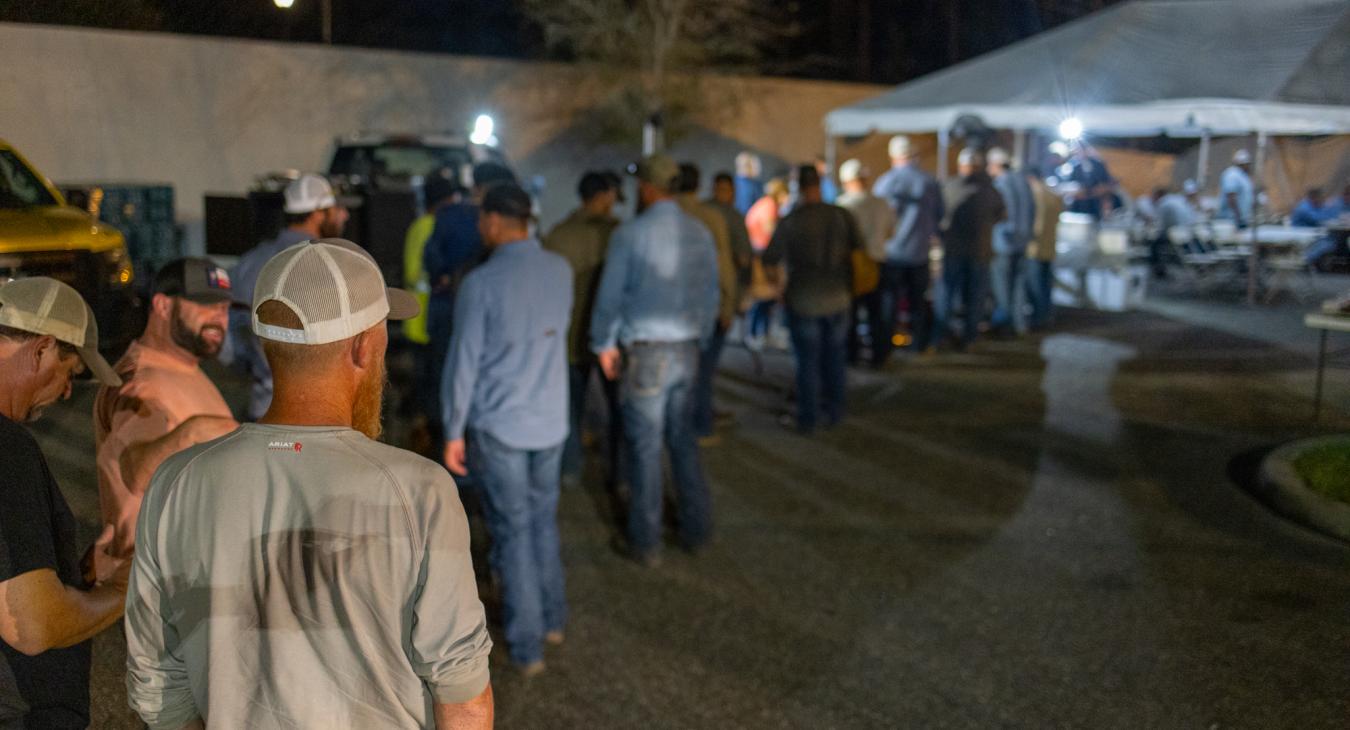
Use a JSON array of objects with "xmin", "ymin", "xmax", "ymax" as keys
[{"xmin": 104, "ymin": 247, "xmax": 134, "ymax": 287}]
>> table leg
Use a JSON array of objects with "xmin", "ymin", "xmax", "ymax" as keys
[{"xmin": 1314, "ymin": 328, "xmax": 1327, "ymax": 425}]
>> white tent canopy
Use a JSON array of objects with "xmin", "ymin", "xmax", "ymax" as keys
[{"xmin": 825, "ymin": 0, "xmax": 1350, "ymax": 138}]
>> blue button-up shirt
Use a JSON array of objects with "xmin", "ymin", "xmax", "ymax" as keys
[
  {"xmin": 441, "ymin": 238, "xmax": 573, "ymax": 450},
  {"xmin": 734, "ymin": 176, "xmax": 764, "ymax": 216},
  {"xmin": 992, "ymin": 171, "xmax": 1035, "ymax": 255},
  {"xmin": 589, "ymin": 200, "xmax": 719, "ymax": 352},
  {"xmin": 873, "ymin": 163, "xmax": 944, "ymax": 265},
  {"xmin": 423, "ymin": 202, "xmax": 485, "ymax": 301},
  {"xmin": 230, "ymin": 227, "xmax": 312, "ymax": 306}
]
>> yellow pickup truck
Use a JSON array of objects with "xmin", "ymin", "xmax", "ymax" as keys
[{"xmin": 0, "ymin": 139, "xmax": 136, "ymax": 347}]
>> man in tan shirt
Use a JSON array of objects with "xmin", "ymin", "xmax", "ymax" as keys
[
  {"xmin": 94, "ymin": 258, "xmax": 238, "ymax": 558},
  {"xmin": 676, "ymin": 163, "xmax": 737, "ymax": 441}
]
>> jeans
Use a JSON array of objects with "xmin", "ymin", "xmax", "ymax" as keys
[
  {"xmin": 562, "ymin": 358, "xmax": 621, "ymax": 480},
  {"xmin": 692, "ymin": 322, "xmax": 728, "ymax": 436},
  {"xmin": 620, "ymin": 341, "xmax": 712, "ymax": 557},
  {"xmin": 875, "ymin": 262, "xmax": 931, "ymax": 360},
  {"xmin": 467, "ymin": 429, "xmax": 567, "ymax": 666},
  {"xmin": 748, "ymin": 300, "xmax": 775, "ymax": 339},
  {"xmin": 427, "ymin": 295, "xmax": 455, "ymax": 444},
  {"xmin": 933, "ymin": 256, "xmax": 988, "ymax": 347},
  {"xmin": 786, "ymin": 310, "xmax": 848, "ymax": 433},
  {"xmin": 1023, "ymin": 259, "xmax": 1055, "ymax": 330},
  {"xmin": 989, "ymin": 251, "xmax": 1026, "ymax": 333},
  {"xmin": 847, "ymin": 289, "xmax": 882, "ymax": 366}
]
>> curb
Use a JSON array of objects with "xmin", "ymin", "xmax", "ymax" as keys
[{"xmin": 1257, "ymin": 436, "xmax": 1350, "ymax": 543}]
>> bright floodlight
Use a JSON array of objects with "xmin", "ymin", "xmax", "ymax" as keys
[
  {"xmin": 1059, "ymin": 117, "xmax": 1084, "ymax": 141},
  {"xmin": 470, "ymin": 114, "xmax": 497, "ymax": 146},
  {"xmin": 274, "ymin": 0, "xmax": 295, "ymax": 8}
]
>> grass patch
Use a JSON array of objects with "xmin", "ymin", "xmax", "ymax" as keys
[{"xmin": 1292, "ymin": 441, "xmax": 1350, "ymax": 505}]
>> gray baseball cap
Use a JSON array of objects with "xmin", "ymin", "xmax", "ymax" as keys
[{"xmin": 0, "ymin": 277, "xmax": 120, "ymax": 386}]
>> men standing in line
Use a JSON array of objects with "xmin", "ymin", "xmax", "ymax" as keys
[
  {"xmin": 93, "ymin": 259, "xmax": 238, "ymax": 558},
  {"xmin": 227, "ymin": 173, "xmax": 349, "ymax": 421},
  {"xmin": 443, "ymin": 185, "xmax": 572, "ymax": 676},
  {"xmin": 988, "ymin": 147, "xmax": 1036, "ymax": 336},
  {"xmin": 872, "ymin": 135, "xmax": 944, "ymax": 363},
  {"xmin": 763, "ymin": 165, "xmax": 862, "ymax": 434},
  {"xmin": 126, "ymin": 239, "xmax": 493, "ymax": 728},
  {"xmin": 932, "ymin": 149, "xmax": 1006, "ymax": 351},
  {"xmin": 422, "ymin": 162, "xmax": 517, "ymax": 448},
  {"xmin": 403, "ymin": 173, "xmax": 462, "ymax": 452},
  {"xmin": 733, "ymin": 151, "xmax": 764, "ymax": 215},
  {"xmin": 591, "ymin": 154, "xmax": 720, "ymax": 567},
  {"xmin": 708, "ymin": 172, "xmax": 754, "ymax": 303},
  {"xmin": 0, "ymin": 277, "xmax": 128, "ymax": 729},
  {"xmin": 1219, "ymin": 149, "xmax": 1255, "ymax": 228},
  {"xmin": 675, "ymin": 163, "xmax": 738, "ymax": 442},
  {"xmin": 836, "ymin": 159, "xmax": 897, "ymax": 366},
  {"xmin": 1025, "ymin": 171, "xmax": 1064, "ymax": 330},
  {"xmin": 544, "ymin": 171, "xmax": 622, "ymax": 485}
]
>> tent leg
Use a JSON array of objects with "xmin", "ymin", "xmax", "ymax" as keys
[
  {"xmin": 937, "ymin": 129, "xmax": 949, "ymax": 181},
  {"xmin": 1013, "ymin": 129, "xmax": 1027, "ymax": 170},
  {"xmin": 1197, "ymin": 131, "xmax": 1211, "ymax": 189},
  {"xmin": 825, "ymin": 134, "xmax": 837, "ymax": 182},
  {"xmin": 1246, "ymin": 130, "xmax": 1268, "ymax": 306}
]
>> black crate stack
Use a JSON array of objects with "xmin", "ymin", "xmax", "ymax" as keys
[{"xmin": 61, "ymin": 183, "xmax": 180, "ymax": 284}]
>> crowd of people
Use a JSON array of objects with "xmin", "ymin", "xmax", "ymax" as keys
[{"xmin": 5, "ymin": 131, "xmax": 1345, "ymax": 728}]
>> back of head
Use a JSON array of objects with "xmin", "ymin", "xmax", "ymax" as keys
[
  {"xmin": 423, "ymin": 173, "xmax": 460, "ymax": 208},
  {"xmin": 577, "ymin": 171, "xmax": 612, "ymax": 202},
  {"xmin": 986, "ymin": 147, "xmax": 1010, "ymax": 170},
  {"xmin": 765, "ymin": 178, "xmax": 789, "ymax": 200},
  {"xmin": 472, "ymin": 162, "xmax": 516, "ymax": 192},
  {"xmin": 676, "ymin": 163, "xmax": 701, "ymax": 194},
  {"xmin": 889, "ymin": 135, "xmax": 912, "ymax": 160},
  {"xmin": 480, "ymin": 183, "xmax": 533, "ymax": 227},
  {"xmin": 957, "ymin": 148, "xmax": 985, "ymax": 173},
  {"xmin": 796, "ymin": 164, "xmax": 821, "ymax": 193},
  {"xmin": 713, "ymin": 171, "xmax": 734, "ymax": 188},
  {"xmin": 838, "ymin": 159, "xmax": 866, "ymax": 186}
]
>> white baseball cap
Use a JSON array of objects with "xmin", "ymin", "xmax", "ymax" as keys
[
  {"xmin": 283, "ymin": 173, "xmax": 338, "ymax": 215},
  {"xmin": 888, "ymin": 135, "xmax": 912, "ymax": 159},
  {"xmin": 987, "ymin": 147, "xmax": 1011, "ymax": 166},
  {"xmin": 1232, "ymin": 149, "xmax": 1252, "ymax": 165},
  {"xmin": 838, "ymin": 159, "xmax": 867, "ymax": 183},
  {"xmin": 252, "ymin": 238, "xmax": 420, "ymax": 345},
  {"xmin": 1182, "ymin": 179, "xmax": 1199, "ymax": 195},
  {"xmin": 0, "ymin": 277, "xmax": 120, "ymax": 386}
]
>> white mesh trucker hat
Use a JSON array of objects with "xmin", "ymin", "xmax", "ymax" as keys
[
  {"xmin": 251, "ymin": 238, "xmax": 420, "ymax": 345},
  {"xmin": 0, "ymin": 276, "xmax": 121, "ymax": 386},
  {"xmin": 283, "ymin": 173, "xmax": 338, "ymax": 214}
]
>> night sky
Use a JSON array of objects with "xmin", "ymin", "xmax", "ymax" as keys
[{"xmin": 0, "ymin": 0, "xmax": 1126, "ymax": 84}]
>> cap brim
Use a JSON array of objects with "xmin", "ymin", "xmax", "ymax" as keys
[
  {"xmin": 79, "ymin": 345, "xmax": 121, "ymax": 387},
  {"xmin": 386, "ymin": 287, "xmax": 420, "ymax": 321},
  {"xmin": 183, "ymin": 292, "xmax": 234, "ymax": 305}
]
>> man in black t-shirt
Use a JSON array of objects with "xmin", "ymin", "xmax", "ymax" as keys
[{"xmin": 0, "ymin": 277, "xmax": 129, "ymax": 729}]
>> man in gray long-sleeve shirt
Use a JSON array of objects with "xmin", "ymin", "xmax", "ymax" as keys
[
  {"xmin": 126, "ymin": 239, "xmax": 493, "ymax": 729},
  {"xmin": 442, "ymin": 185, "xmax": 573, "ymax": 675},
  {"xmin": 872, "ymin": 135, "xmax": 944, "ymax": 360},
  {"xmin": 988, "ymin": 147, "xmax": 1036, "ymax": 335}
]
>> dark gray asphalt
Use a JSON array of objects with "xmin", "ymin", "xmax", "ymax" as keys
[{"xmin": 27, "ymin": 307, "xmax": 1350, "ymax": 729}]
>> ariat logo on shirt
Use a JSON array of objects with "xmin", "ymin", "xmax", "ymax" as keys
[{"xmin": 267, "ymin": 441, "xmax": 303, "ymax": 453}]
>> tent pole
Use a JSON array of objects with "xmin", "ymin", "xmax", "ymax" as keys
[
  {"xmin": 1197, "ymin": 130, "xmax": 1211, "ymax": 189},
  {"xmin": 937, "ymin": 129, "xmax": 949, "ymax": 181},
  {"xmin": 1013, "ymin": 129, "xmax": 1027, "ymax": 170},
  {"xmin": 825, "ymin": 134, "xmax": 837, "ymax": 184},
  {"xmin": 1246, "ymin": 130, "xmax": 1268, "ymax": 306}
]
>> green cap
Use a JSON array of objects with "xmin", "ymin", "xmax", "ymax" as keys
[{"xmin": 632, "ymin": 154, "xmax": 680, "ymax": 192}]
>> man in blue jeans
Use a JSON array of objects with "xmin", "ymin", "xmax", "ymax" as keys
[
  {"xmin": 763, "ymin": 165, "xmax": 862, "ymax": 433},
  {"xmin": 932, "ymin": 149, "xmax": 1005, "ymax": 351},
  {"xmin": 442, "ymin": 184, "xmax": 573, "ymax": 677},
  {"xmin": 591, "ymin": 154, "xmax": 720, "ymax": 567}
]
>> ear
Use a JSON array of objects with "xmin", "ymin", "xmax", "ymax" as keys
[
  {"xmin": 151, "ymin": 293, "xmax": 173, "ymax": 319},
  {"xmin": 349, "ymin": 327, "xmax": 378, "ymax": 372},
  {"xmin": 28, "ymin": 335, "xmax": 57, "ymax": 373}
]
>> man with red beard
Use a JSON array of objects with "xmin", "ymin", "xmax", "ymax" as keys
[
  {"xmin": 94, "ymin": 258, "xmax": 238, "ymax": 558},
  {"xmin": 125, "ymin": 239, "xmax": 493, "ymax": 729}
]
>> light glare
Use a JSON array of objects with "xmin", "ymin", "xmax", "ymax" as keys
[
  {"xmin": 1059, "ymin": 117, "xmax": 1084, "ymax": 141},
  {"xmin": 470, "ymin": 114, "xmax": 497, "ymax": 146},
  {"xmin": 274, "ymin": 0, "xmax": 295, "ymax": 8}
]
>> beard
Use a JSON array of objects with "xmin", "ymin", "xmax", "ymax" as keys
[
  {"xmin": 352, "ymin": 353, "xmax": 387, "ymax": 440},
  {"xmin": 170, "ymin": 304, "xmax": 224, "ymax": 359}
]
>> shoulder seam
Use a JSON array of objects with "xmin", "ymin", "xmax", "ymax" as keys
[{"xmin": 338, "ymin": 435, "xmax": 422, "ymax": 550}]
